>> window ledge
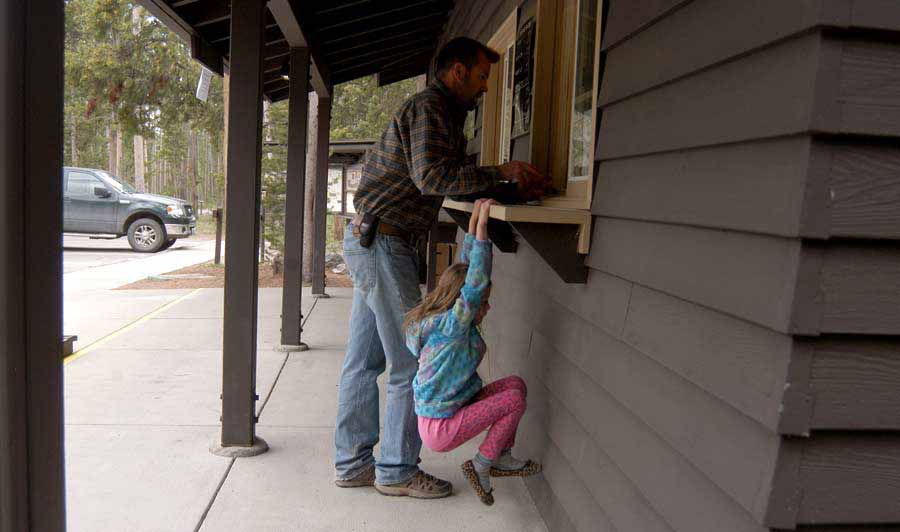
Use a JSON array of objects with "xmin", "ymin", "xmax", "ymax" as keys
[
  {"xmin": 442, "ymin": 199, "xmax": 592, "ymax": 254},
  {"xmin": 442, "ymin": 199, "xmax": 592, "ymax": 284}
]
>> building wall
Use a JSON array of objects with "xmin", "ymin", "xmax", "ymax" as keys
[{"xmin": 443, "ymin": 1, "xmax": 900, "ymax": 531}]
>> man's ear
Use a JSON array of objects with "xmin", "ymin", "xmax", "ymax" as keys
[{"xmin": 451, "ymin": 62, "xmax": 467, "ymax": 83}]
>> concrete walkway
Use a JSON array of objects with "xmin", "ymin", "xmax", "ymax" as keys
[{"xmin": 64, "ymin": 287, "xmax": 547, "ymax": 532}]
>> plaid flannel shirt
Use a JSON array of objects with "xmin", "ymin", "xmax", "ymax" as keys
[{"xmin": 352, "ymin": 80, "xmax": 501, "ymax": 234}]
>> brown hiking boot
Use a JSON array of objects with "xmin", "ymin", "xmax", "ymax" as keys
[
  {"xmin": 335, "ymin": 464, "xmax": 375, "ymax": 488},
  {"xmin": 374, "ymin": 470, "xmax": 453, "ymax": 499}
]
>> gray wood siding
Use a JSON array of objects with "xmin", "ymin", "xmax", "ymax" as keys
[
  {"xmin": 600, "ymin": 0, "xmax": 900, "ymax": 105},
  {"xmin": 592, "ymin": 139, "xmax": 900, "ymax": 240},
  {"xmin": 808, "ymin": 338, "xmax": 900, "ymax": 430},
  {"xmin": 768, "ymin": 434, "xmax": 900, "ymax": 526},
  {"xmin": 443, "ymin": 0, "xmax": 900, "ymax": 531},
  {"xmin": 484, "ymin": 247, "xmax": 772, "ymax": 532},
  {"xmin": 598, "ymin": 33, "xmax": 900, "ymax": 161}
]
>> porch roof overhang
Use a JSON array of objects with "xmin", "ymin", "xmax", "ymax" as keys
[{"xmin": 139, "ymin": 0, "xmax": 454, "ymax": 100}]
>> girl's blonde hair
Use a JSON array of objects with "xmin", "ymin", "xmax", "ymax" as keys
[{"xmin": 404, "ymin": 262, "xmax": 471, "ymax": 332}]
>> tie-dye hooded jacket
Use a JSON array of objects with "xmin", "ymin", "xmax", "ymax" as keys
[{"xmin": 406, "ymin": 234, "xmax": 491, "ymax": 418}]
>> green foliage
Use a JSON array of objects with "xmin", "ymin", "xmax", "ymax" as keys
[
  {"xmin": 331, "ymin": 76, "xmax": 418, "ymax": 140},
  {"xmin": 65, "ymin": 0, "xmax": 422, "ymax": 254},
  {"xmin": 64, "ymin": 0, "xmax": 224, "ymax": 206}
]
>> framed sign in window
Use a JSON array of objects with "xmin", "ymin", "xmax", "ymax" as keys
[{"xmin": 511, "ymin": 17, "xmax": 535, "ymax": 139}]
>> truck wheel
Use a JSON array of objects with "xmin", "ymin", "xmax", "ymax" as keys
[
  {"xmin": 127, "ymin": 218, "xmax": 166, "ymax": 253},
  {"xmin": 159, "ymin": 239, "xmax": 177, "ymax": 251}
]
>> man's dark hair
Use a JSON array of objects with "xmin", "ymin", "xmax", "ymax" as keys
[{"xmin": 434, "ymin": 37, "xmax": 500, "ymax": 77}]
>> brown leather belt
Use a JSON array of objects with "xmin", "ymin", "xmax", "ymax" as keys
[{"xmin": 351, "ymin": 213, "xmax": 419, "ymax": 246}]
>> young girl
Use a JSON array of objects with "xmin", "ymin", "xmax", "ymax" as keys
[{"xmin": 404, "ymin": 199, "xmax": 541, "ymax": 506}]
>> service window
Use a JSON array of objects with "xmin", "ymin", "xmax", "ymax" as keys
[{"xmin": 446, "ymin": 0, "xmax": 604, "ymax": 258}]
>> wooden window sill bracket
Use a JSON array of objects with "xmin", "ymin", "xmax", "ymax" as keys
[{"xmin": 442, "ymin": 199, "xmax": 591, "ymax": 284}]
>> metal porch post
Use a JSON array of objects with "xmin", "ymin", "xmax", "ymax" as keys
[
  {"xmin": 217, "ymin": 0, "xmax": 267, "ymax": 454},
  {"xmin": 340, "ymin": 164, "xmax": 347, "ymax": 216},
  {"xmin": 311, "ymin": 96, "xmax": 331, "ymax": 298},
  {"xmin": 1, "ymin": 0, "xmax": 66, "ymax": 530},
  {"xmin": 279, "ymin": 46, "xmax": 310, "ymax": 352}
]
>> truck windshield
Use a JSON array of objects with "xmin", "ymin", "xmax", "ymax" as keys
[{"xmin": 96, "ymin": 171, "xmax": 137, "ymax": 194}]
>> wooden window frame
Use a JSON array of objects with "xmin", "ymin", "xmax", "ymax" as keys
[
  {"xmin": 445, "ymin": 0, "xmax": 606, "ymax": 256},
  {"xmin": 542, "ymin": 0, "xmax": 603, "ymax": 210},
  {"xmin": 480, "ymin": 11, "xmax": 518, "ymax": 166}
]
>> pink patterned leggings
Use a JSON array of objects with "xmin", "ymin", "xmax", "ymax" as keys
[{"xmin": 424, "ymin": 375, "xmax": 527, "ymax": 461}]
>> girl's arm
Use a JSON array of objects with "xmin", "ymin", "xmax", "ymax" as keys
[
  {"xmin": 459, "ymin": 198, "xmax": 485, "ymax": 263},
  {"xmin": 440, "ymin": 200, "xmax": 495, "ymax": 336}
]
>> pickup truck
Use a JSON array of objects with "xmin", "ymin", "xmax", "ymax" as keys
[{"xmin": 63, "ymin": 166, "xmax": 197, "ymax": 253}]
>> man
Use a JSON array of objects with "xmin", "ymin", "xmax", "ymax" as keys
[{"xmin": 334, "ymin": 37, "xmax": 549, "ymax": 498}]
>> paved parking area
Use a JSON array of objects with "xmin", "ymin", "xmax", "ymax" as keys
[{"xmin": 63, "ymin": 235, "xmax": 216, "ymax": 350}]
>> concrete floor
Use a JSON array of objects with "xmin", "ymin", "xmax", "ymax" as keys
[{"xmin": 64, "ymin": 287, "xmax": 548, "ymax": 532}]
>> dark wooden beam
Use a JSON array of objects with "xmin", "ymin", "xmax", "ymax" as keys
[
  {"xmin": 191, "ymin": 34, "xmax": 225, "ymax": 74},
  {"xmin": 221, "ymin": 0, "xmax": 266, "ymax": 450},
  {"xmin": 331, "ymin": 45, "xmax": 433, "ymax": 74},
  {"xmin": 321, "ymin": 24, "xmax": 443, "ymax": 61},
  {"xmin": 377, "ymin": 64, "xmax": 427, "ymax": 87},
  {"xmin": 177, "ymin": 0, "xmax": 230, "ymax": 27},
  {"xmin": 139, "ymin": 0, "xmax": 225, "ymax": 74},
  {"xmin": 332, "ymin": 50, "xmax": 432, "ymax": 85},
  {"xmin": 263, "ymin": 42, "xmax": 290, "ymax": 60},
  {"xmin": 314, "ymin": 0, "xmax": 451, "ymax": 34},
  {"xmin": 315, "ymin": 12, "xmax": 447, "ymax": 46},
  {"xmin": 443, "ymin": 208, "xmax": 518, "ymax": 253},
  {"xmin": 209, "ymin": 23, "xmax": 283, "ymax": 45},
  {"xmin": 280, "ymin": 46, "xmax": 311, "ymax": 350},
  {"xmin": 265, "ymin": 80, "xmax": 290, "ymax": 94},
  {"xmin": 511, "ymin": 222, "xmax": 588, "ymax": 284},
  {"xmin": 1, "ymin": 1, "xmax": 66, "ymax": 530},
  {"xmin": 311, "ymin": 96, "xmax": 332, "ymax": 296},
  {"xmin": 268, "ymin": 0, "xmax": 331, "ymax": 97},
  {"xmin": 205, "ymin": 19, "xmax": 232, "ymax": 43},
  {"xmin": 263, "ymin": 55, "xmax": 286, "ymax": 73},
  {"xmin": 327, "ymin": 35, "xmax": 436, "ymax": 67},
  {"xmin": 263, "ymin": 71, "xmax": 287, "ymax": 85},
  {"xmin": 267, "ymin": 86, "xmax": 290, "ymax": 102}
]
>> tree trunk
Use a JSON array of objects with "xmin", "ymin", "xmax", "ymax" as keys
[
  {"xmin": 205, "ymin": 135, "xmax": 214, "ymax": 211},
  {"xmin": 115, "ymin": 126, "xmax": 123, "ymax": 177},
  {"xmin": 70, "ymin": 119, "xmax": 77, "ymax": 166},
  {"xmin": 188, "ymin": 128, "xmax": 199, "ymax": 209},
  {"xmin": 133, "ymin": 135, "xmax": 146, "ymax": 192},
  {"xmin": 302, "ymin": 93, "xmax": 318, "ymax": 283},
  {"xmin": 108, "ymin": 117, "xmax": 118, "ymax": 175}
]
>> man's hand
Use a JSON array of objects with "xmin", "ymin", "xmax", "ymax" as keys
[
  {"xmin": 475, "ymin": 199, "xmax": 498, "ymax": 241},
  {"xmin": 498, "ymin": 161, "xmax": 552, "ymax": 200}
]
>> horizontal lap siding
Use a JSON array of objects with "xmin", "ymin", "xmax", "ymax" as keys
[
  {"xmin": 485, "ymin": 244, "xmax": 787, "ymax": 529},
  {"xmin": 595, "ymin": 0, "xmax": 900, "ymax": 529},
  {"xmin": 593, "ymin": 139, "xmax": 900, "ymax": 240},
  {"xmin": 808, "ymin": 338, "xmax": 900, "ymax": 430},
  {"xmin": 447, "ymin": 0, "xmax": 900, "ymax": 530}
]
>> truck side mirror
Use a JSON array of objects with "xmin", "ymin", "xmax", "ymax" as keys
[{"xmin": 94, "ymin": 186, "xmax": 112, "ymax": 199}]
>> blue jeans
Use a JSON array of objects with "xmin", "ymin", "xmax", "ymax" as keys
[{"xmin": 334, "ymin": 223, "xmax": 423, "ymax": 485}]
